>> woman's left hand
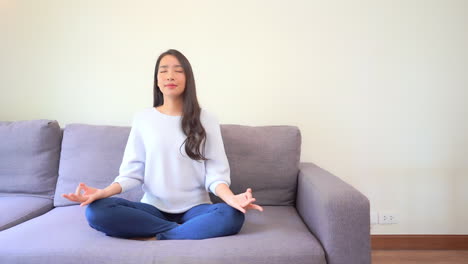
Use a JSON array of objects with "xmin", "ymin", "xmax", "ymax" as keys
[{"xmin": 227, "ymin": 188, "xmax": 264, "ymax": 214}]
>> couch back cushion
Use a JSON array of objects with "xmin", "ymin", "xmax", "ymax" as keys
[
  {"xmin": 211, "ymin": 125, "xmax": 301, "ymax": 206},
  {"xmin": 0, "ymin": 120, "xmax": 62, "ymax": 198},
  {"xmin": 53, "ymin": 124, "xmax": 144, "ymax": 207},
  {"xmin": 54, "ymin": 123, "xmax": 301, "ymax": 207}
]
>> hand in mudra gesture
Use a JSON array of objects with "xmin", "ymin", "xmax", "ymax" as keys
[
  {"xmin": 62, "ymin": 183, "xmax": 106, "ymax": 207},
  {"xmin": 227, "ymin": 188, "xmax": 264, "ymax": 214}
]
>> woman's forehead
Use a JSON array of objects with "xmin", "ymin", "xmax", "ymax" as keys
[
  {"xmin": 159, "ymin": 64, "xmax": 182, "ymax": 69},
  {"xmin": 159, "ymin": 55, "xmax": 181, "ymax": 67}
]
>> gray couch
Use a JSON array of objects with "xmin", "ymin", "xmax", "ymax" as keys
[{"xmin": 0, "ymin": 119, "xmax": 371, "ymax": 264}]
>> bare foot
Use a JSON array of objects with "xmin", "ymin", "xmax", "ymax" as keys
[{"xmin": 129, "ymin": 236, "xmax": 157, "ymax": 241}]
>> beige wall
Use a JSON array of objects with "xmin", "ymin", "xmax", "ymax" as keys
[{"xmin": 1, "ymin": 0, "xmax": 467, "ymax": 234}]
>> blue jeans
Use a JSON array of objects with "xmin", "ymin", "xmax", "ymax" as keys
[{"xmin": 85, "ymin": 197, "xmax": 245, "ymax": 240}]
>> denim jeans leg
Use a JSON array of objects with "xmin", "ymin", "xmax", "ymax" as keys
[
  {"xmin": 156, "ymin": 203, "xmax": 245, "ymax": 240},
  {"xmin": 85, "ymin": 197, "xmax": 179, "ymax": 238}
]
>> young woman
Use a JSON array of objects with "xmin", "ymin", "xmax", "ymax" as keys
[{"xmin": 62, "ymin": 49, "xmax": 263, "ymax": 240}]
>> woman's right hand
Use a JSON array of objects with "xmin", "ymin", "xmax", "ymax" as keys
[{"xmin": 61, "ymin": 183, "xmax": 106, "ymax": 207}]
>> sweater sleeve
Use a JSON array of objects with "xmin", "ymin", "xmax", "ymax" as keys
[
  {"xmin": 112, "ymin": 114, "xmax": 145, "ymax": 193},
  {"xmin": 203, "ymin": 112, "xmax": 231, "ymax": 196}
]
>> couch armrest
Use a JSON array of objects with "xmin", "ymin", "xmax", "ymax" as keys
[{"xmin": 296, "ymin": 162, "xmax": 371, "ymax": 264}]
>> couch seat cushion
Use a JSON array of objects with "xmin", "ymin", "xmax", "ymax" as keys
[
  {"xmin": 0, "ymin": 195, "xmax": 53, "ymax": 231},
  {"xmin": 0, "ymin": 205, "xmax": 326, "ymax": 264}
]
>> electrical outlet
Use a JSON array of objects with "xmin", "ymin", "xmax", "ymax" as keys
[{"xmin": 379, "ymin": 212, "xmax": 398, "ymax": 224}]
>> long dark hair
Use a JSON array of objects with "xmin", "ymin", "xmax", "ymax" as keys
[{"xmin": 153, "ymin": 49, "xmax": 208, "ymax": 161}]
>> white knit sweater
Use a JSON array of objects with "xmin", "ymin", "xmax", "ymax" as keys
[{"xmin": 113, "ymin": 107, "xmax": 230, "ymax": 213}]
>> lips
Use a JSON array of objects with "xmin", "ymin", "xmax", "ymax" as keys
[{"xmin": 165, "ymin": 84, "xmax": 177, "ymax": 88}]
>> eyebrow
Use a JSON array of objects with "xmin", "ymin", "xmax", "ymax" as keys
[{"xmin": 159, "ymin": 65, "xmax": 183, "ymax": 69}]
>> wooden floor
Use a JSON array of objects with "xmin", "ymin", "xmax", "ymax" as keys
[{"xmin": 372, "ymin": 250, "xmax": 468, "ymax": 264}]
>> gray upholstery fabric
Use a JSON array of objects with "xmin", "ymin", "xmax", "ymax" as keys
[
  {"xmin": 296, "ymin": 162, "xmax": 371, "ymax": 264},
  {"xmin": 211, "ymin": 125, "xmax": 301, "ymax": 206},
  {"xmin": 54, "ymin": 123, "xmax": 301, "ymax": 207},
  {"xmin": 53, "ymin": 124, "xmax": 145, "ymax": 207},
  {"xmin": 0, "ymin": 195, "xmax": 53, "ymax": 231},
  {"xmin": 0, "ymin": 120, "xmax": 62, "ymax": 198},
  {"xmin": 0, "ymin": 205, "xmax": 326, "ymax": 264},
  {"xmin": 0, "ymin": 119, "xmax": 372, "ymax": 263}
]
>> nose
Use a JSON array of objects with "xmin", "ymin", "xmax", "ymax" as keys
[{"xmin": 166, "ymin": 72, "xmax": 174, "ymax": 81}]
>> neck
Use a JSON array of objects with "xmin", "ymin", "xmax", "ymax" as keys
[{"xmin": 159, "ymin": 96, "xmax": 184, "ymax": 115}]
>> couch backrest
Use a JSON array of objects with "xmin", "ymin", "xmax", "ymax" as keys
[
  {"xmin": 212, "ymin": 125, "xmax": 301, "ymax": 206},
  {"xmin": 0, "ymin": 120, "xmax": 62, "ymax": 198},
  {"xmin": 54, "ymin": 123, "xmax": 301, "ymax": 207},
  {"xmin": 53, "ymin": 124, "xmax": 144, "ymax": 206}
]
